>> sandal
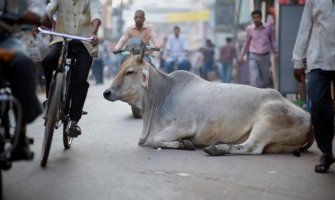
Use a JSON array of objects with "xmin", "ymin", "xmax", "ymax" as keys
[{"xmin": 314, "ymin": 154, "xmax": 335, "ymax": 173}]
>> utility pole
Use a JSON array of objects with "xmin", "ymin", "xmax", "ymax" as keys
[
  {"xmin": 233, "ymin": 0, "xmax": 242, "ymax": 54},
  {"xmin": 117, "ymin": 0, "xmax": 124, "ymax": 38}
]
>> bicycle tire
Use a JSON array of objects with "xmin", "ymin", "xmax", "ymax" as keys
[
  {"xmin": 62, "ymin": 118, "xmax": 73, "ymax": 149},
  {"xmin": 62, "ymin": 69, "xmax": 73, "ymax": 149},
  {"xmin": 40, "ymin": 73, "xmax": 63, "ymax": 167}
]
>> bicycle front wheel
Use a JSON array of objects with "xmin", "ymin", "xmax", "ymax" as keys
[
  {"xmin": 62, "ymin": 118, "xmax": 73, "ymax": 149},
  {"xmin": 40, "ymin": 73, "xmax": 63, "ymax": 167}
]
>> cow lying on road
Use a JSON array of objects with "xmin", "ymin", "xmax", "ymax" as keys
[{"xmin": 103, "ymin": 51, "xmax": 313, "ymax": 156}]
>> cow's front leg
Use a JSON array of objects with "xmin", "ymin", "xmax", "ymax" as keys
[
  {"xmin": 152, "ymin": 126, "xmax": 196, "ymax": 150},
  {"xmin": 203, "ymin": 140, "xmax": 265, "ymax": 156}
]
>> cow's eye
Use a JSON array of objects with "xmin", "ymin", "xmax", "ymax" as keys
[{"xmin": 126, "ymin": 70, "xmax": 135, "ymax": 75}]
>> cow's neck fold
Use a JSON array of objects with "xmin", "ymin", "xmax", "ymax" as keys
[{"xmin": 141, "ymin": 67, "xmax": 172, "ymax": 144}]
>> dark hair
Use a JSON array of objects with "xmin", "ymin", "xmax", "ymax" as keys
[
  {"xmin": 251, "ymin": 10, "xmax": 262, "ymax": 17},
  {"xmin": 135, "ymin": 10, "xmax": 145, "ymax": 17},
  {"xmin": 226, "ymin": 37, "xmax": 232, "ymax": 43}
]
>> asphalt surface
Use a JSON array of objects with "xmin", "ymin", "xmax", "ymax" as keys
[{"xmin": 2, "ymin": 80, "xmax": 335, "ymax": 200}]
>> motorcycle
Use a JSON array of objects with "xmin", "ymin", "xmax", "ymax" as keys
[{"xmin": 0, "ymin": 49, "xmax": 34, "ymax": 198}]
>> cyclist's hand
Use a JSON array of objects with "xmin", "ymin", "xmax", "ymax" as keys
[{"xmin": 91, "ymin": 34, "xmax": 99, "ymax": 46}]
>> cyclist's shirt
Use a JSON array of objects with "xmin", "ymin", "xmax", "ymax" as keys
[
  {"xmin": 46, "ymin": 0, "xmax": 102, "ymax": 57},
  {"xmin": 114, "ymin": 24, "xmax": 159, "ymax": 51}
]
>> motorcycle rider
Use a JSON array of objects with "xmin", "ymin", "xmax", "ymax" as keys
[
  {"xmin": 113, "ymin": 10, "xmax": 160, "ymax": 66},
  {"xmin": 0, "ymin": 0, "xmax": 45, "ymax": 160},
  {"xmin": 164, "ymin": 26, "xmax": 191, "ymax": 73}
]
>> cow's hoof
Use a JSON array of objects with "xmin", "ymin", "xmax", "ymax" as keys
[
  {"xmin": 180, "ymin": 140, "xmax": 196, "ymax": 150},
  {"xmin": 203, "ymin": 145, "xmax": 224, "ymax": 156}
]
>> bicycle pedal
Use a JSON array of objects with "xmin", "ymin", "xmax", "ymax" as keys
[{"xmin": 82, "ymin": 111, "xmax": 88, "ymax": 115}]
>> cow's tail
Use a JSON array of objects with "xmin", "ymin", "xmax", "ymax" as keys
[{"xmin": 299, "ymin": 125, "xmax": 314, "ymax": 152}]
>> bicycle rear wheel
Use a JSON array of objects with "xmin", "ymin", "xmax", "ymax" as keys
[{"xmin": 40, "ymin": 73, "xmax": 63, "ymax": 167}]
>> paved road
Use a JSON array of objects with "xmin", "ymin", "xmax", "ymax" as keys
[{"xmin": 3, "ymin": 81, "xmax": 335, "ymax": 200}]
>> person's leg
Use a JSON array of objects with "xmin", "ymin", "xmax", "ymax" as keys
[
  {"xmin": 308, "ymin": 69, "xmax": 334, "ymax": 154},
  {"xmin": 5, "ymin": 52, "xmax": 42, "ymax": 124},
  {"xmin": 177, "ymin": 59, "xmax": 191, "ymax": 71},
  {"xmin": 248, "ymin": 53, "xmax": 261, "ymax": 87},
  {"xmin": 257, "ymin": 53, "xmax": 271, "ymax": 88},
  {"xmin": 222, "ymin": 61, "xmax": 227, "ymax": 83},
  {"xmin": 165, "ymin": 60, "xmax": 175, "ymax": 73},
  {"xmin": 226, "ymin": 60, "xmax": 233, "ymax": 83},
  {"xmin": 307, "ymin": 69, "xmax": 335, "ymax": 172},
  {"xmin": 68, "ymin": 41, "xmax": 92, "ymax": 123},
  {"xmin": 41, "ymin": 43, "xmax": 62, "ymax": 97}
]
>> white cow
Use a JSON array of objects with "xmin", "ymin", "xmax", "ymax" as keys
[{"xmin": 103, "ymin": 53, "xmax": 313, "ymax": 155}]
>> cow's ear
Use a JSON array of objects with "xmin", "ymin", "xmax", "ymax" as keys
[{"xmin": 141, "ymin": 67, "xmax": 149, "ymax": 89}]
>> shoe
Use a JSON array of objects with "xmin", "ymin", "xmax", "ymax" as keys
[
  {"xmin": 11, "ymin": 136, "xmax": 34, "ymax": 161},
  {"xmin": 314, "ymin": 154, "xmax": 335, "ymax": 173},
  {"xmin": 68, "ymin": 121, "xmax": 81, "ymax": 138}
]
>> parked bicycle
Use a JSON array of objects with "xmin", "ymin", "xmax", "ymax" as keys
[{"xmin": 38, "ymin": 27, "xmax": 92, "ymax": 167}]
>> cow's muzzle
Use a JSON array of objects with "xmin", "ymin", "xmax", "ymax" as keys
[{"xmin": 103, "ymin": 89, "xmax": 118, "ymax": 101}]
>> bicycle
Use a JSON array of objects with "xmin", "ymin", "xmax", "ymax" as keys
[{"xmin": 38, "ymin": 27, "xmax": 92, "ymax": 167}]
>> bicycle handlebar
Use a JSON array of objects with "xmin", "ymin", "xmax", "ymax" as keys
[
  {"xmin": 113, "ymin": 47, "xmax": 160, "ymax": 55},
  {"xmin": 38, "ymin": 27, "xmax": 93, "ymax": 42}
]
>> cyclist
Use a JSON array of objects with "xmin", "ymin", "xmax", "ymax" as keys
[
  {"xmin": 113, "ymin": 10, "xmax": 160, "ymax": 66},
  {"xmin": 0, "ymin": 0, "xmax": 45, "ymax": 160},
  {"xmin": 41, "ymin": 0, "xmax": 102, "ymax": 137},
  {"xmin": 164, "ymin": 26, "xmax": 191, "ymax": 73}
]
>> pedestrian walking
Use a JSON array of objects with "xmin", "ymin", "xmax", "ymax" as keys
[
  {"xmin": 239, "ymin": 10, "xmax": 278, "ymax": 88},
  {"xmin": 292, "ymin": 0, "xmax": 335, "ymax": 173},
  {"xmin": 203, "ymin": 39, "xmax": 216, "ymax": 81},
  {"xmin": 220, "ymin": 37, "xmax": 238, "ymax": 83}
]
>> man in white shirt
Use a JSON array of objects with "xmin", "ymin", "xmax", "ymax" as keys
[
  {"xmin": 164, "ymin": 26, "xmax": 190, "ymax": 73},
  {"xmin": 292, "ymin": 0, "xmax": 335, "ymax": 173},
  {"xmin": 42, "ymin": 0, "xmax": 102, "ymax": 137}
]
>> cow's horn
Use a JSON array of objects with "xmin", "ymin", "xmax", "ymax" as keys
[{"xmin": 138, "ymin": 45, "xmax": 145, "ymax": 62}]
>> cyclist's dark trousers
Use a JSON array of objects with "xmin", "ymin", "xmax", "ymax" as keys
[
  {"xmin": 0, "ymin": 35, "xmax": 42, "ymax": 124},
  {"xmin": 307, "ymin": 69, "xmax": 335, "ymax": 155},
  {"xmin": 42, "ymin": 41, "xmax": 92, "ymax": 122}
]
